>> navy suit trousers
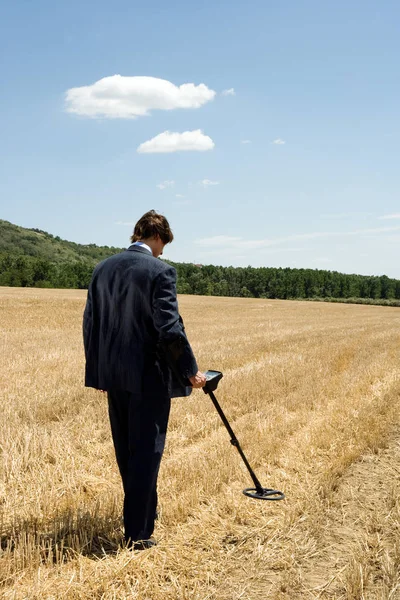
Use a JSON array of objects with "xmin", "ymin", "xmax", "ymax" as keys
[{"xmin": 107, "ymin": 386, "xmax": 171, "ymax": 543}]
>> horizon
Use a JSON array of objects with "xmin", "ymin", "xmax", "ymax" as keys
[{"xmin": 2, "ymin": 217, "xmax": 398, "ymax": 280}]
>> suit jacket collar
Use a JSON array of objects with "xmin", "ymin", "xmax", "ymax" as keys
[{"xmin": 126, "ymin": 244, "xmax": 153, "ymax": 256}]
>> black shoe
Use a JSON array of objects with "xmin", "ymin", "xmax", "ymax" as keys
[{"xmin": 127, "ymin": 538, "xmax": 157, "ymax": 551}]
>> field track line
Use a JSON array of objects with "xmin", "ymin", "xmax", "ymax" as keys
[{"xmin": 292, "ymin": 426, "xmax": 400, "ymax": 599}]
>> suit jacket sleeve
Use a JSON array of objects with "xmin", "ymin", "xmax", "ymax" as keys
[
  {"xmin": 83, "ymin": 283, "xmax": 93, "ymax": 358},
  {"xmin": 152, "ymin": 266, "xmax": 198, "ymax": 381}
]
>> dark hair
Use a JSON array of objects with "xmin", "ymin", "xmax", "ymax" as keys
[{"xmin": 130, "ymin": 210, "xmax": 174, "ymax": 244}]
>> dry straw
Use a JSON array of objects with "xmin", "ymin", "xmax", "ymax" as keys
[{"xmin": 0, "ymin": 288, "xmax": 399, "ymax": 599}]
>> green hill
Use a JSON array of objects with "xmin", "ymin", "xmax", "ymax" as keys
[
  {"xmin": 0, "ymin": 219, "xmax": 399, "ymax": 305},
  {"xmin": 0, "ymin": 219, "xmax": 124, "ymax": 288},
  {"xmin": 0, "ymin": 219, "xmax": 123, "ymax": 265}
]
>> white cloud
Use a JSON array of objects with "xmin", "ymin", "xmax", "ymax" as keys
[
  {"xmin": 195, "ymin": 235, "xmax": 242, "ymax": 247},
  {"xmin": 65, "ymin": 75, "xmax": 216, "ymax": 119},
  {"xmin": 173, "ymin": 198, "xmax": 191, "ymax": 205},
  {"xmin": 378, "ymin": 213, "xmax": 400, "ymax": 220},
  {"xmin": 195, "ymin": 226, "xmax": 400, "ymax": 249},
  {"xmin": 156, "ymin": 180, "xmax": 174, "ymax": 190},
  {"xmin": 222, "ymin": 88, "xmax": 235, "ymax": 96},
  {"xmin": 272, "ymin": 138, "xmax": 286, "ymax": 145},
  {"xmin": 200, "ymin": 179, "xmax": 220, "ymax": 187},
  {"xmin": 137, "ymin": 130, "xmax": 215, "ymax": 154},
  {"xmin": 321, "ymin": 212, "xmax": 373, "ymax": 219},
  {"xmin": 312, "ymin": 258, "xmax": 334, "ymax": 264},
  {"xmin": 115, "ymin": 221, "xmax": 135, "ymax": 226},
  {"xmin": 175, "ymin": 194, "xmax": 185, "ymax": 198},
  {"xmin": 241, "ymin": 140, "xmax": 251, "ymax": 144},
  {"xmin": 197, "ymin": 246, "xmax": 301, "ymax": 258}
]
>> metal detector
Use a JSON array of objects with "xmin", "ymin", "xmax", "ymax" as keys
[{"xmin": 203, "ymin": 370, "xmax": 285, "ymax": 501}]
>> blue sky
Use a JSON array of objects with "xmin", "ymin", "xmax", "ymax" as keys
[{"xmin": 1, "ymin": 0, "xmax": 399, "ymax": 277}]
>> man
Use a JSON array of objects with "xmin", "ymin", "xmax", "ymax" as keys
[{"xmin": 83, "ymin": 210, "xmax": 206, "ymax": 549}]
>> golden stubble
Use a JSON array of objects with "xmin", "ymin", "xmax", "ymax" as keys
[{"xmin": 0, "ymin": 287, "xmax": 399, "ymax": 599}]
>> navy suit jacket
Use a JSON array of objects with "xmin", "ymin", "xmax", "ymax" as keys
[{"xmin": 83, "ymin": 245, "xmax": 198, "ymax": 398}]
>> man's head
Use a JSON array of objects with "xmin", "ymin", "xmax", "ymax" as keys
[{"xmin": 131, "ymin": 210, "xmax": 174, "ymax": 257}]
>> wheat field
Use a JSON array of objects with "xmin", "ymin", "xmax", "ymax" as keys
[{"xmin": 0, "ymin": 287, "xmax": 400, "ymax": 599}]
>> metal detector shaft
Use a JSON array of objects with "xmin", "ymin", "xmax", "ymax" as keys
[
  {"xmin": 207, "ymin": 389, "xmax": 264, "ymax": 494},
  {"xmin": 203, "ymin": 370, "xmax": 285, "ymax": 501}
]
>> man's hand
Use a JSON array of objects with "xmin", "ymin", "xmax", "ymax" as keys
[{"xmin": 189, "ymin": 371, "xmax": 207, "ymax": 388}]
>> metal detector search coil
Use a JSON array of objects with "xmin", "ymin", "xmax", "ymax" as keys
[{"xmin": 203, "ymin": 370, "xmax": 285, "ymax": 502}]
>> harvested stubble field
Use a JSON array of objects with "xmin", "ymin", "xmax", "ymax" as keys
[{"xmin": 1, "ymin": 287, "xmax": 400, "ymax": 600}]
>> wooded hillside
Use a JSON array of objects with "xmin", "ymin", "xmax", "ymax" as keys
[{"xmin": 1, "ymin": 219, "xmax": 399, "ymax": 305}]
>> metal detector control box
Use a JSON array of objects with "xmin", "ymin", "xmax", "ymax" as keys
[{"xmin": 203, "ymin": 370, "xmax": 223, "ymax": 393}]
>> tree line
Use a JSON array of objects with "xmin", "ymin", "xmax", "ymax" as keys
[
  {"xmin": 0, "ymin": 254, "xmax": 93, "ymax": 289},
  {"xmin": 173, "ymin": 262, "xmax": 400, "ymax": 300},
  {"xmin": 1, "ymin": 253, "xmax": 400, "ymax": 304}
]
